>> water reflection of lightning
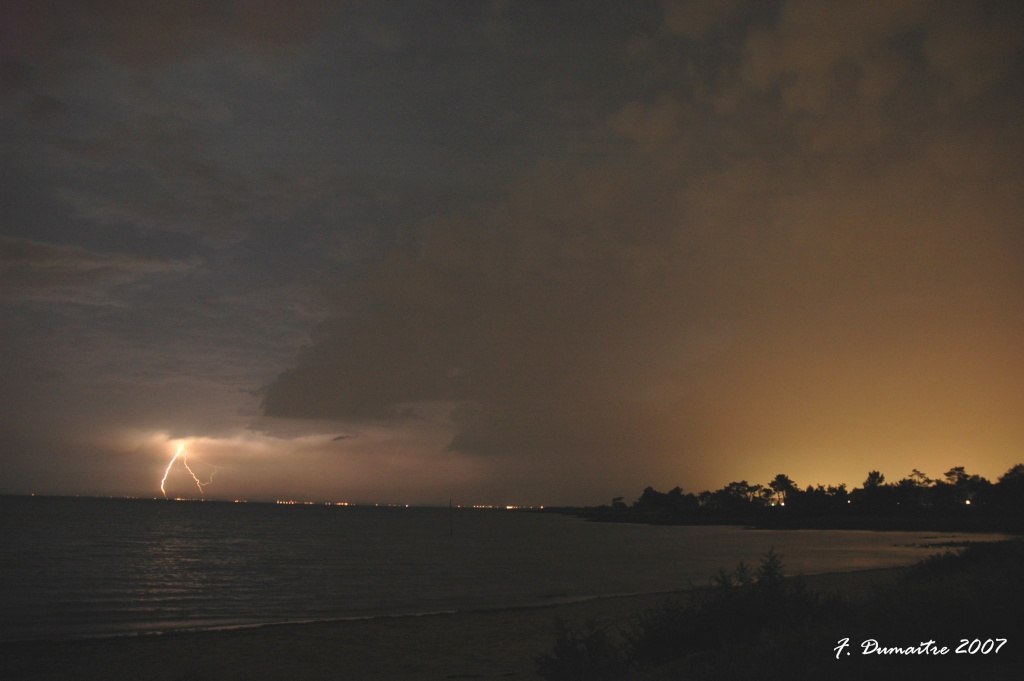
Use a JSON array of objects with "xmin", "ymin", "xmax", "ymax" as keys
[{"xmin": 160, "ymin": 444, "xmax": 219, "ymax": 498}]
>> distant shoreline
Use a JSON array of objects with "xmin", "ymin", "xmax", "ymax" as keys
[{"xmin": 541, "ymin": 505, "xmax": 1024, "ymax": 533}]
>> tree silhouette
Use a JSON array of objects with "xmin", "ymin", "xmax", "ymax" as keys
[
  {"xmin": 998, "ymin": 463, "xmax": 1024, "ymax": 484},
  {"xmin": 993, "ymin": 463, "xmax": 1024, "ymax": 516},
  {"xmin": 944, "ymin": 466, "xmax": 968, "ymax": 486},
  {"xmin": 908, "ymin": 469, "xmax": 933, "ymax": 486},
  {"xmin": 589, "ymin": 461, "xmax": 1023, "ymax": 531},
  {"xmin": 863, "ymin": 470, "xmax": 885, "ymax": 488},
  {"xmin": 769, "ymin": 474, "xmax": 797, "ymax": 505}
]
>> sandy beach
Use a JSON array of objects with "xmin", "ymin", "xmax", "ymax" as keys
[{"xmin": 0, "ymin": 568, "xmax": 904, "ymax": 681}]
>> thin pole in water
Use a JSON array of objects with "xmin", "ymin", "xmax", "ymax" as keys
[{"xmin": 449, "ymin": 498, "xmax": 453, "ymax": 536}]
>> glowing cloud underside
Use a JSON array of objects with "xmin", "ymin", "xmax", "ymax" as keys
[{"xmin": 160, "ymin": 444, "xmax": 218, "ymax": 498}]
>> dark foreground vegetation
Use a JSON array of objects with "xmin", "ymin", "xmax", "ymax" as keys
[
  {"xmin": 536, "ymin": 540, "xmax": 1024, "ymax": 680},
  {"xmin": 565, "ymin": 463, "xmax": 1024, "ymax": 532}
]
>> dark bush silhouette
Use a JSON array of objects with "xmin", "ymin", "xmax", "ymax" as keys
[
  {"xmin": 536, "ymin": 541, "xmax": 1024, "ymax": 680},
  {"xmin": 537, "ymin": 549, "xmax": 821, "ymax": 678},
  {"xmin": 534, "ymin": 619, "xmax": 628, "ymax": 681}
]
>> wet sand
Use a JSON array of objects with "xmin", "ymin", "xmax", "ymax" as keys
[{"xmin": 0, "ymin": 568, "xmax": 905, "ymax": 681}]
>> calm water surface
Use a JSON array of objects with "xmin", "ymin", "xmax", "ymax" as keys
[{"xmin": 0, "ymin": 496, "xmax": 1008, "ymax": 641}]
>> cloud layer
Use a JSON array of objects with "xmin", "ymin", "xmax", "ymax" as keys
[
  {"xmin": 261, "ymin": 0, "xmax": 1024, "ymax": 496},
  {"xmin": 2, "ymin": 1, "xmax": 1022, "ymax": 503}
]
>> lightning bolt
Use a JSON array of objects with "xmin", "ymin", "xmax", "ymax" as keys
[{"xmin": 161, "ymin": 444, "xmax": 219, "ymax": 498}]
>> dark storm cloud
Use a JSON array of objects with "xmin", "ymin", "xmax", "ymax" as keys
[
  {"xmin": 2, "ymin": 0, "xmax": 1022, "ymax": 503},
  {"xmin": 0, "ymin": 235, "xmax": 192, "ymax": 304},
  {"xmin": 263, "ymin": 0, "xmax": 1024, "ymax": 488},
  {"xmin": 0, "ymin": 0, "xmax": 342, "ymax": 78}
]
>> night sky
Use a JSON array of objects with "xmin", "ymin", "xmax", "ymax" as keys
[{"xmin": 2, "ymin": 1, "xmax": 1022, "ymax": 505}]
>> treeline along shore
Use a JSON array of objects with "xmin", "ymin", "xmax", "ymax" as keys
[{"xmin": 552, "ymin": 464, "xmax": 1024, "ymax": 533}]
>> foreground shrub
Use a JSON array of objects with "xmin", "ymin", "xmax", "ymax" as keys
[
  {"xmin": 538, "ymin": 542, "xmax": 1024, "ymax": 680},
  {"xmin": 536, "ymin": 549, "xmax": 816, "ymax": 679},
  {"xmin": 534, "ymin": 619, "xmax": 628, "ymax": 681}
]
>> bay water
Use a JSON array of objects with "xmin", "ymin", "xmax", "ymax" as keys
[{"xmin": 0, "ymin": 495, "xmax": 1005, "ymax": 642}]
